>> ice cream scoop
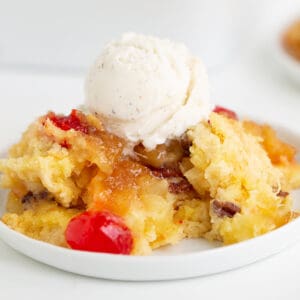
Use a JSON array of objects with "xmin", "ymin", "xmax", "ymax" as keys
[{"xmin": 85, "ymin": 33, "xmax": 212, "ymax": 149}]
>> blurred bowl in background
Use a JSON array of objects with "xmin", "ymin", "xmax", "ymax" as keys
[{"xmin": 272, "ymin": 17, "xmax": 300, "ymax": 86}]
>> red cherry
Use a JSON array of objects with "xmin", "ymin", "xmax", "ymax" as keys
[
  {"xmin": 65, "ymin": 211, "xmax": 133, "ymax": 254},
  {"xmin": 213, "ymin": 106, "xmax": 238, "ymax": 120},
  {"xmin": 47, "ymin": 109, "xmax": 89, "ymax": 134}
]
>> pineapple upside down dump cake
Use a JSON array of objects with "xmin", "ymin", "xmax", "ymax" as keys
[{"xmin": 0, "ymin": 107, "xmax": 300, "ymax": 255}]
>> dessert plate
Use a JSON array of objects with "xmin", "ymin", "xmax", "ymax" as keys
[
  {"xmin": 0, "ymin": 125, "xmax": 300, "ymax": 281},
  {"xmin": 272, "ymin": 23, "xmax": 300, "ymax": 85}
]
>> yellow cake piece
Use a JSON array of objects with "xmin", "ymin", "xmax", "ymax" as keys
[
  {"xmin": 84, "ymin": 159, "xmax": 186, "ymax": 254},
  {"xmin": 2, "ymin": 198, "xmax": 81, "ymax": 247},
  {"xmin": 0, "ymin": 111, "xmax": 192, "ymax": 255},
  {"xmin": 186, "ymin": 113, "xmax": 292, "ymax": 244},
  {"xmin": 0, "ymin": 111, "xmax": 124, "ymax": 208}
]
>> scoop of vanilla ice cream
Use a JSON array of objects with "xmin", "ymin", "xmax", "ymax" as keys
[{"xmin": 85, "ymin": 33, "xmax": 212, "ymax": 149}]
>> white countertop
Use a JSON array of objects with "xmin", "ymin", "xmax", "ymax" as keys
[{"xmin": 1, "ymin": 42, "xmax": 300, "ymax": 299}]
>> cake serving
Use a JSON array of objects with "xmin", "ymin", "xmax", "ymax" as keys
[
  {"xmin": 282, "ymin": 19, "xmax": 300, "ymax": 61},
  {"xmin": 0, "ymin": 33, "xmax": 300, "ymax": 255}
]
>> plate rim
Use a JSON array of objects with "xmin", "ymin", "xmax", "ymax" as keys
[
  {"xmin": 1, "ymin": 214, "xmax": 300, "ymax": 261},
  {"xmin": 1, "ymin": 215, "xmax": 300, "ymax": 281}
]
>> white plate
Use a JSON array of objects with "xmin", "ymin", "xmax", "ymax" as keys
[{"xmin": 0, "ymin": 123, "xmax": 300, "ymax": 281}]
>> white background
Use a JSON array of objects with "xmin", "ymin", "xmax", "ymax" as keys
[
  {"xmin": 1, "ymin": 0, "xmax": 298, "ymax": 71},
  {"xmin": 1, "ymin": 0, "xmax": 300, "ymax": 299}
]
